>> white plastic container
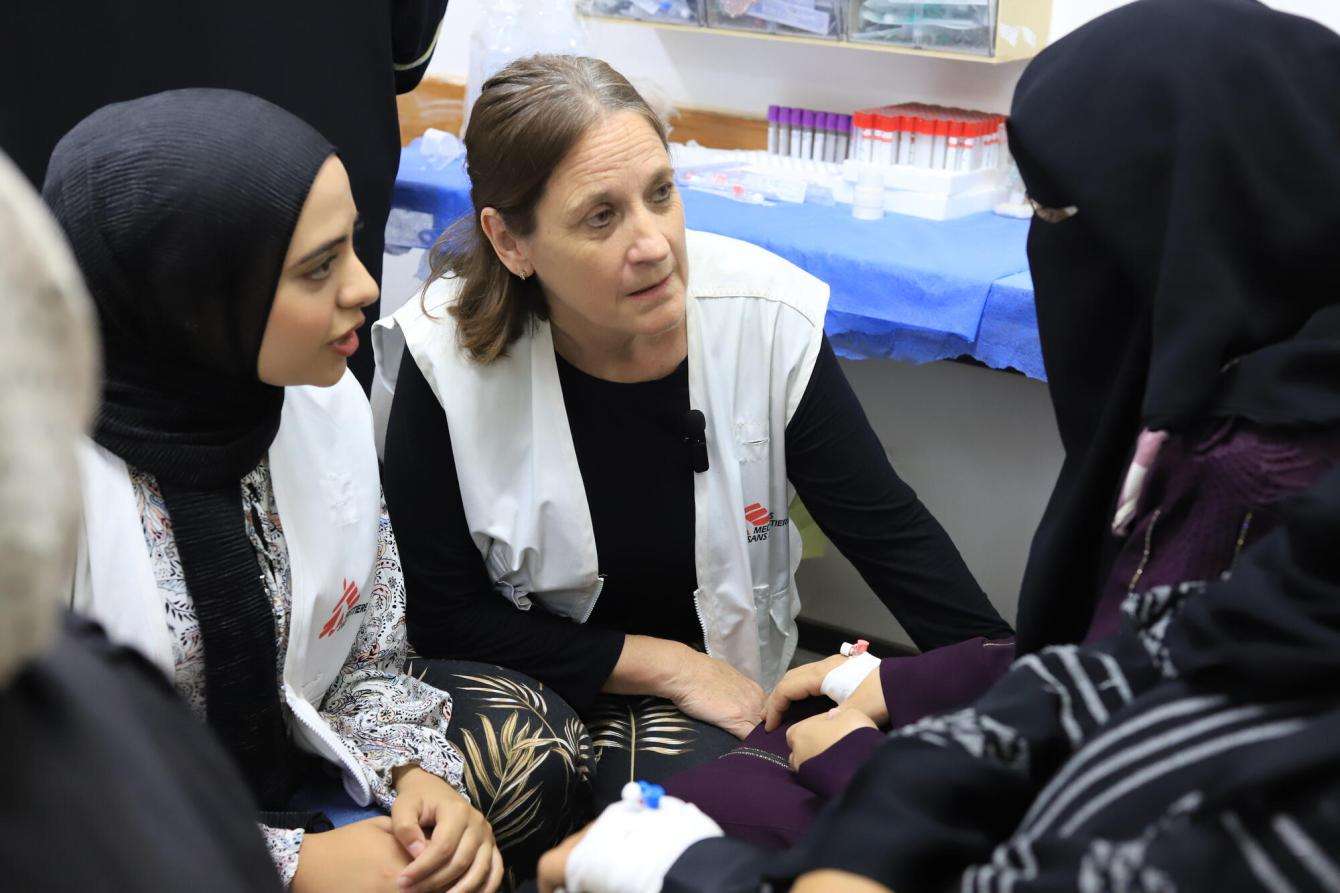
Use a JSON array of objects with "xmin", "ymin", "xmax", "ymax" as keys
[{"xmin": 852, "ymin": 168, "xmax": 886, "ymax": 220}]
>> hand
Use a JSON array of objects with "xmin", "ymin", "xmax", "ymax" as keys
[
  {"xmin": 764, "ymin": 655, "xmax": 890, "ymax": 731},
  {"xmin": 669, "ymin": 650, "xmax": 766, "ymax": 739},
  {"xmin": 391, "ymin": 766, "xmax": 504, "ymax": 893},
  {"xmin": 536, "ymin": 824, "xmax": 591, "ymax": 893},
  {"xmin": 845, "ymin": 662, "xmax": 890, "ymax": 727},
  {"xmin": 763, "ymin": 654, "xmax": 846, "ymax": 731},
  {"xmin": 785, "ymin": 706, "xmax": 877, "ymax": 771},
  {"xmin": 290, "ymin": 816, "xmax": 411, "ymax": 893}
]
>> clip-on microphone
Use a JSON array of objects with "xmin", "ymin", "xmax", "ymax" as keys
[{"xmin": 683, "ymin": 409, "xmax": 709, "ymax": 473}]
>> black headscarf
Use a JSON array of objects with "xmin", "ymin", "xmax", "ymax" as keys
[
  {"xmin": 1008, "ymin": 0, "xmax": 1340, "ymax": 652},
  {"xmin": 44, "ymin": 89, "xmax": 334, "ymax": 808}
]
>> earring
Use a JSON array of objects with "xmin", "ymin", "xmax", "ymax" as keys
[{"xmin": 517, "ymin": 268, "xmax": 531, "ymax": 281}]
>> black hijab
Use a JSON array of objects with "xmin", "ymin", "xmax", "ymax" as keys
[
  {"xmin": 44, "ymin": 89, "xmax": 334, "ymax": 808},
  {"xmin": 1008, "ymin": 0, "xmax": 1340, "ymax": 652}
]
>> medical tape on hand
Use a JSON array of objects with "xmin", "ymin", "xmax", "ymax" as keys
[
  {"xmin": 564, "ymin": 782, "xmax": 723, "ymax": 893},
  {"xmin": 820, "ymin": 652, "xmax": 881, "ymax": 705}
]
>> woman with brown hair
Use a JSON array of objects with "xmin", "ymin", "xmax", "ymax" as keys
[{"xmin": 376, "ymin": 54, "xmax": 1011, "ymax": 805}]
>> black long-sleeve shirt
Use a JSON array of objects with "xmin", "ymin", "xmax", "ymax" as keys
[{"xmin": 384, "ymin": 336, "xmax": 1011, "ymax": 711}]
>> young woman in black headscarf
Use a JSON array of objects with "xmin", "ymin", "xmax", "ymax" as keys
[
  {"xmin": 534, "ymin": 1, "xmax": 1340, "ymax": 888},
  {"xmin": 0, "ymin": 147, "xmax": 281, "ymax": 893},
  {"xmin": 47, "ymin": 88, "xmax": 527, "ymax": 893}
]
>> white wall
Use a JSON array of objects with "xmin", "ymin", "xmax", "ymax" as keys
[
  {"xmin": 428, "ymin": 1, "xmax": 1340, "ymax": 118},
  {"xmin": 796, "ymin": 358, "xmax": 1061, "ymax": 644}
]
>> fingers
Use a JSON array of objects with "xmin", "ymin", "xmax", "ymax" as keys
[
  {"xmin": 432, "ymin": 822, "xmax": 484, "ymax": 891},
  {"xmin": 785, "ymin": 721, "xmax": 800, "ymax": 758},
  {"xmin": 537, "ymin": 829, "xmax": 587, "ymax": 893},
  {"xmin": 391, "ymin": 792, "xmax": 429, "ymax": 861},
  {"xmin": 765, "ymin": 668, "xmax": 818, "ymax": 731},
  {"xmin": 764, "ymin": 689, "xmax": 792, "ymax": 732},
  {"xmin": 443, "ymin": 834, "xmax": 495, "ymax": 893},
  {"xmin": 537, "ymin": 847, "xmax": 565, "ymax": 893},
  {"xmin": 484, "ymin": 849, "xmax": 504, "ymax": 893},
  {"xmin": 399, "ymin": 802, "xmax": 472, "ymax": 889}
]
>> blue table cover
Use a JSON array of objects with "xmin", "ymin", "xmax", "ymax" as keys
[{"xmin": 391, "ymin": 140, "xmax": 1043, "ymax": 379}]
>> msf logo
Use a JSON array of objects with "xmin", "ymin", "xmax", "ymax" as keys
[
  {"xmin": 319, "ymin": 579, "xmax": 362, "ymax": 639},
  {"xmin": 745, "ymin": 502, "xmax": 789, "ymax": 544}
]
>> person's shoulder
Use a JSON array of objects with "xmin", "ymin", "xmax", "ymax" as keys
[
  {"xmin": 387, "ymin": 274, "xmax": 461, "ymax": 328},
  {"xmin": 686, "ymin": 230, "xmax": 828, "ymax": 330}
]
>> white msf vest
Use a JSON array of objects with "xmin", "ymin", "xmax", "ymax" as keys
[
  {"xmin": 374, "ymin": 230, "xmax": 828, "ymax": 688},
  {"xmin": 72, "ymin": 371, "xmax": 384, "ymax": 805}
]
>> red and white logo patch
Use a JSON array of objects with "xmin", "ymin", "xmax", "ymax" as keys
[
  {"xmin": 744, "ymin": 502, "xmax": 773, "ymax": 527},
  {"xmin": 319, "ymin": 579, "xmax": 361, "ymax": 639}
]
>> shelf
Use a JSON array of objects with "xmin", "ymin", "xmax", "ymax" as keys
[{"xmin": 582, "ymin": 0, "xmax": 1051, "ymax": 64}]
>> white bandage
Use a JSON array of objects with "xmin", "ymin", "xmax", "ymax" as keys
[
  {"xmin": 564, "ymin": 783, "xmax": 723, "ymax": 893},
  {"xmin": 820, "ymin": 652, "xmax": 881, "ymax": 705}
]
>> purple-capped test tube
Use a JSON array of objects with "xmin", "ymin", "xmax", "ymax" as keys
[
  {"xmin": 837, "ymin": 114, "xmax": 852, "ymax": 161},
  {"xmin": 815, "ymin": 112, "xmax": 832, "ymax": 162},
  {"xmin": 777, "ymin": 107, "xmax": 792, "ymax": 156},
  {"xmin": 788, "ymin": 108, "xmax": 803, "ymax": 157},
  {"xmin": 800, "ymin": 109, "xmax": 816, "ymax": 159},
  {"xmin": 767, "ymin": 105, "xmax": 780, "ymax": 155}
]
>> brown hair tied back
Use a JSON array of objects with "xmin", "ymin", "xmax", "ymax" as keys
[{"xmin": 424, "ymin": 54, "xmax": 668, "ymax": 364}]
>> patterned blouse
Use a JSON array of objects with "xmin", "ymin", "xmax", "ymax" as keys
[{"xmin": 130, "ymin": 459, "xmax": 466, "ymax": 887}]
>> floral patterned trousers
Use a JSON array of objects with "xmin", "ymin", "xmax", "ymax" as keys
[{"xmin": 414, "ymin": 660, "xmax": 737, "ymax": 884}]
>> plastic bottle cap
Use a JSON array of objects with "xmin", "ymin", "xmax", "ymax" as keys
[
  {"xmin": 801, "ymin": 109, "xmax": 816, "ymax": 127},
  {"xmin": 767, "ymin": 105, "xmax": 779, "ymax": 123}
]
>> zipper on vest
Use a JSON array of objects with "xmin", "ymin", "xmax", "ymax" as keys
[
  {"xmin": 288, "ymin": 692, "xmax": 371, "ymax": 805},
  {"xmin": 692, "ymin": 591, "xmax": 715, "ymax": 658},
  {"xmin": 578, "ymin": 574, "xmax": 606, "ymax": 624}
]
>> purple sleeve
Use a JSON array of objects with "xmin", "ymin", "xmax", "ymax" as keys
[
  {"xmin": 795, "ymin": 727, "xmax": 886, "ymax": 800},
  {"xmin": 881, "ymin": 636, "xmax": 1017, "ymax": 728}
]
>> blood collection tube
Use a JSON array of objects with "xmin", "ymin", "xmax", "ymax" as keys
[
  {"xmin": 800, "ymin": 109, "xmax": 815, "ymax": 159},
  {"xmin": 876, "ymin": 113, "xmax": 898, "ymax": 166},
  {"xmin": 789, "ymin": 108, "xmax": 803, "ymax": 157},
  {"xmin": 961, "ymin": 119, "xmax": 980, "ymax": 170},
  {"xmin": 777, "ymin": 107, "xmax": 792, "ymax": 156},
  {"xmin": 931, "ymin": 117, "xmax": 949, "ymax": 169},
  {"xmin": 946, "ymin": 119, "xmax": 964, "ymax": 170},
  {"xmin": 767, "ymin": 105, "xmax": 780, "ymax": 155},
  {"xmin": 913, "ymin": 115, "xmax": 936, "ymax": 167},
  {"xmin": 814, "ymin": 112, "xmax": 829, "ymax": 162}
]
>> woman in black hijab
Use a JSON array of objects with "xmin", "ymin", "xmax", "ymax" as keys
[
  {"xmin": 48, "ymin": 88, "xmax": 510, "ymax": 893},
  {"xmin": 1010, "ymin": 0, "xmax": 1340, "ymax": 653},
  {"xmin": 0, "ymin": 146, "xmax": 280, "ymax": 893},
  {"xmin": 536, "ymin": 1, "xmax": 1340, "ymax": 888}
]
